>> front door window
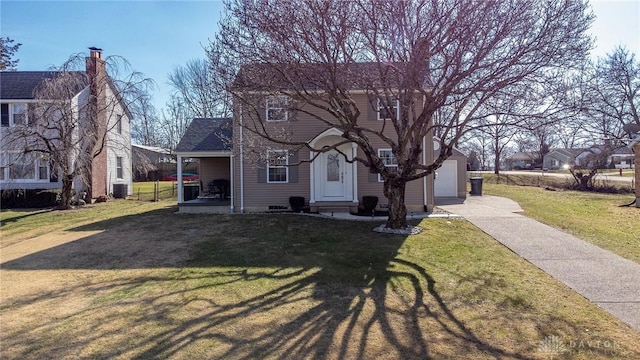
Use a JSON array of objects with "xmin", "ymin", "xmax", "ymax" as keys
[{"xmin": 327, "ymin": 153, "xmax": 340, "ymax": 182}]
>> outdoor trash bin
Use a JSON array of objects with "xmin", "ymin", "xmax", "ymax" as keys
[{"xmin": 470, "ymin": 177, "xmax": 483, "ymax": 196}]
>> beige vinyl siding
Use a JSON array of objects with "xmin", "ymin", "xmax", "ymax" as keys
[
  {"xmin": 200, "ymin": 157, "xmax": 231, "ymax": 189},
  {"xmin": 236, "ymin": 151, "xmax": 310, "ymax": 211},
  {"xmin": 233, "ymin": 93, "xmax": 433, "ymax": 211}
]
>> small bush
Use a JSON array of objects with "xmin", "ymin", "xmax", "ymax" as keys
[
  {"xmin": 361, "ymin": 196, "xmax": 379, "ymax": 212},
  {"xmin": 1, "ymin": 189, "xmax": 60, "ymax": 209},
  {"xmin": 289, "ymin": 196, "xmax": 305, "ymax": 212}
]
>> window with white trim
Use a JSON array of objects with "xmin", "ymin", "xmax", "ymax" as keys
[
  {"xmin": 267, "ymin": 150, "xmax": 288, "ymax": 183},
  {"xmin": 265, "ymin": 96, "xmax": 289, "ymax": 122},
  {"xmin": 37, "ymin": 155, "xmax": 49, "ymax": 180},
  {"xmin": 1, "ymin": 103, "xmax": 29, "ymax": 127},
  {"xmin": 377, "ymin": 97, "xmax": 399, "ymax": 120},
  {"xmin": 377, "ymin": 149, "xmax": 398, "ymax": 182},
  {"xmin": 116, "ymin": 157, "xmax": 123, "ymax": 179}
]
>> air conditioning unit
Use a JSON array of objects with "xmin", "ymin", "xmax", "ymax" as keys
[{"xmin": 112, "ymin": 184, "xmax": 128, "ymax": 199}]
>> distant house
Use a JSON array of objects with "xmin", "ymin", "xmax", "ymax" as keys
[
  {"xmin": 505, "ymin": 152, "xmax": 537, "ymax": 170},
  {"xmin": 544, "ymin": 145, "xmax": 635, "ymax": 170},
  {"xmin": 609, "ymin": 146, "xmax": 634, "ymax": 169},
  {"xmin": 0, "ymin": 48, "xmax": 133, "ymax": 199},
  {"xmin": 543, "ymin": 148, "xmax": 584, "ymax": 170},
  {"xmin": 132, "ymin": 144, "xmax": 173, "ymax": 181}
]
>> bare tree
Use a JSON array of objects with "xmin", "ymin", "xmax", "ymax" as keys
[
  {"xmin": 158, "ymin": 95, "xmax": 194, "ymax": 153},
  {"xmin": 582, "ymin": 47, "xmax": 640, "ymax": 145},
  {"xmin": 168, "ymin": 58, "xmax": 230, "ymax": 118},
  {"xmin": 0, "ymin": 37, "xmax": 21, "ymax": 70},
  {"xmin": 131, "ymin": 94, "xmax": 163, "ymax": 147},
  {"xmin": 210, "ymin": 0, "xmax": 593, "ymax": 229},
  {"xmin": 1, "ymin": 52, "xmax": 152, "ymax": 209}
]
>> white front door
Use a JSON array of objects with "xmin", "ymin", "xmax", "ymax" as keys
[{"xmin": 322, "ymin": 150, "xmax": 346, "ymax": 198}]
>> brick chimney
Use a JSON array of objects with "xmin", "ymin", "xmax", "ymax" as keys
[{"xmin": 85, "ymin": 47, "xmax": 109, "ymax": 200}]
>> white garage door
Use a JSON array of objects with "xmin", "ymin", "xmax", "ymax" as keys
[{"xmin": 434, "ymin": 160, "xmax": 458, "ymax": 197}]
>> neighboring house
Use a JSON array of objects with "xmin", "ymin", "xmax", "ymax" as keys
[
  {"xmin": 609, "ymin": 146, "xmax": 634, "ymax": 169},
  {"xmin": 132, "ymin": 144, "xmax": 173, "ymax": 181},
  {"xmin": 543, "ymin": 148, "xmax": 584, "ymax": 170},
  {"xmin": 0, "ymin": 48, "xmax": 133, "ymax": 199},
  {"xmin": 505, "ymin": 152, "xmax": 537, "ymax": 170},
  {"xmin": 548, "ymin": 145, "xmax": 635, "ymax": 170},
  {"xmin": 174, "ymin": 64, "xmax": 467, "ymax": 214}
]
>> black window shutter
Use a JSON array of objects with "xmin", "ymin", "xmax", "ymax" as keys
[{"xmin": 1, "ymin": 104, "xmax": 9, "ymax": 127}]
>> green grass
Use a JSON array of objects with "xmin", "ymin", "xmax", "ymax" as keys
[
  {"xmin": 2, "ymin": 201, "xmax": 639, "ymax": 359},
  {"xmin": 483, "ymin": 183, "xmax": 640, "ymax": 264},
  {"xmin": 0, "ymin": 199, "xmax": 177, "ymax": 246},
  {"xmin": 131, "ymin": 180, "xmax": 180, "ymax": 201}
]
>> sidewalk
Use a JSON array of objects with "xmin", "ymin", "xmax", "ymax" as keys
[{"xmin": 438, "ymin": 195, "xmax": 640, "ymax": 331}]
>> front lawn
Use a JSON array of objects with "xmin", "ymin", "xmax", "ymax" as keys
[
  {"xmin": 1, "ymin": 201, "xmax": 639, "ymax": 359},
  {"xmin": 483, "ymin": 183, "xmax": 640, "ymax": 264}
]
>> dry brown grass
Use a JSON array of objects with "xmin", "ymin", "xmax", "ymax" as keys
[{"xmin": 1, "ymin": 200, "xmax": 639, "ymax": 359}]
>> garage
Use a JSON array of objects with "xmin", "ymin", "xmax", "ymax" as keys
[{"xmin": 434, "ymin": 160, "xmax": 458, "ymax": 197}]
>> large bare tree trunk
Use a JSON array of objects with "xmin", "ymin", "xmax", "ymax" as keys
[
  {"xmin": 59, "ymin": 175, "xmax": 74, "ymax": 210},
  {"xmin": 383, "ymin": 178, "xmax": 408, "ymax": 229}
]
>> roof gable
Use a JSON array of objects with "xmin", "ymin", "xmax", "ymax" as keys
[{"xmin": 175, "ymin": 118, "xmax": 233, "ymax": 153}]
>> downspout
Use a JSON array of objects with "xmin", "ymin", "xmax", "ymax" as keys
[
  {"xmin": 422, "ymin": 136, "xmax": 427, "ymax": 208},
  {"xmin": 239, "ymin": 103, "xmax": 245, "ymax": 213},
  {"xmin": 177, "ymin": 154, "xmax": 183, "ymax": 202}
]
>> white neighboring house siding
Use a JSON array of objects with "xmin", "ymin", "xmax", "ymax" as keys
[
  {"xmin": 105, "ymin": 85, "xmax": 132, "ymax": 196},
  {"xmin": 0, "ymin": 100, "xmax": 59, "ymax": 191}
]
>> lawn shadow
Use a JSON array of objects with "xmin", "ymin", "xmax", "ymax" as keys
[{"xmin": 1, "ymin": 211, "xmax": 581, "ymax": 359}]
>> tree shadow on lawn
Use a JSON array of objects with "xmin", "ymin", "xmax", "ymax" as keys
[{"xmin": 1, "ymin": 211, "xmax": 597, "ymax": 359}]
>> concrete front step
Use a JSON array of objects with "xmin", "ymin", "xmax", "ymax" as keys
[{"xmin": 310, "ymin": 201, "xmax": 359, "ymax": 214}]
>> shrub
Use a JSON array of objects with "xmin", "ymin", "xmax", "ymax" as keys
[
  {"xmin": 289, "ymin": 196, "xmax": 305, "ymax": 212},
  {"xmin": 1, "ymin": 189, "xmax": 60, "ymax": 208},
  {"xmin": 361, "ymin": 196, "xmax": 378, "ymax": 212}
]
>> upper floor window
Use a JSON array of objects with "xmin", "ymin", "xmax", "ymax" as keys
[
  {"xmin": 1, "ymin": 103, "xmax": 29, "ymax": 127},
  {"xmin": 377, "ymin": 149, "xmax": 398, "ymax": 182},
  {"xmin": 267, "ymin": 150, "xmax": 288, "ymax": 183},
  {"xmin": 265, "ymin": 96, "xmax": 289, "ymax": 122},
  {"xmin": 377, "ymin": 97, "xmax": 399, "ymax": 120}
]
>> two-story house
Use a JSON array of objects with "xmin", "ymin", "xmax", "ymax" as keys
[
  {"xmin": 174, "ymin": 63, "xmax": 467, "ymax": 214},
  {"xmin": 0, "ymin": 48, "xmax": 133, "ymax": 201}
]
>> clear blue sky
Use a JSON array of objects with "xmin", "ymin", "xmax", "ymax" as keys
[
  {"xmin": 1, "ymin": 0, "xmax": 639, "ymax": 112},
  {"xmin": 1, "ymin": 0, "xmax": 224, "ymax": 111}
]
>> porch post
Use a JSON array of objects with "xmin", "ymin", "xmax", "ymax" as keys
[
  {"xmin": 177, "ymin": 155, "xmax": 183, "ymax": 203},
  {"xmin": 309, "ymin": 150, "xmax": 316, "ymax": 203},
  {"xmin": 351, "ymin": 143, "xmax": 358, "ymax": 203}
]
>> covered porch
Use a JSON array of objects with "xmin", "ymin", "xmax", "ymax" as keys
[{"xmin": 173, "ymin": 118, "xmax": 234, "ymax": 213}]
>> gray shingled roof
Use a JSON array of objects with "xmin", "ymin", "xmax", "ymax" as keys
[
  {"xmin": 233, "ymin": 62, "xmax": 431, "ymax": 91},
  {"xmin": 1, "ymin": 71, "xmax": 89, "ymax": 100},
  {"xmin": 175, "ymin": 118, "xmax": 232, "ymax": 152},
  {"xmin": 0, "ymin": 71, "xmax": 61, "ymax": 99}
]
